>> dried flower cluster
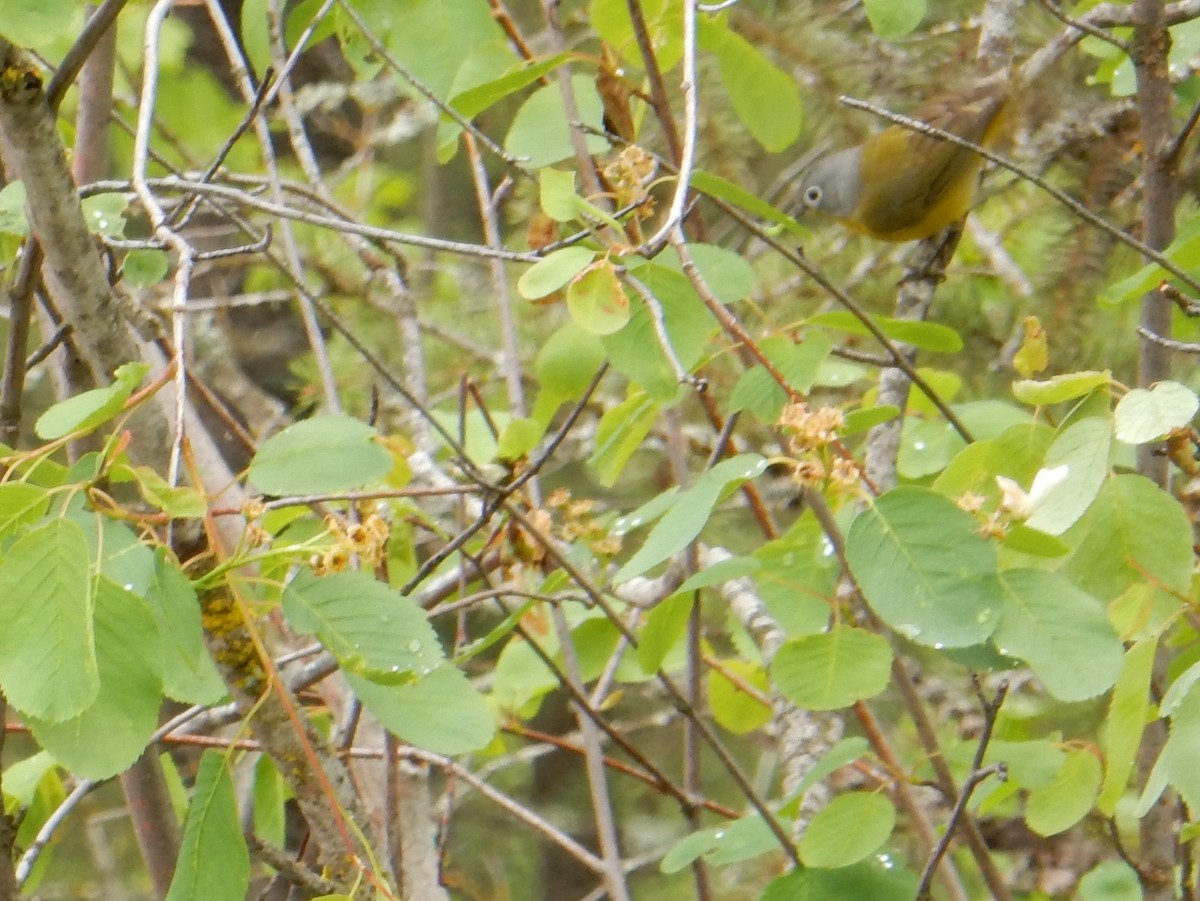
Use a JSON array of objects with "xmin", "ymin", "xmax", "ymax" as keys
[
  {"xmin": 778, "ymin": 401, "xmax": 860, "ymax": 493},
  {"xmin": 312, "ymin": 512, "xmax": 390, "ymax": 574}
]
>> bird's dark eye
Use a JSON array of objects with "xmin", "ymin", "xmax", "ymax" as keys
[{"xmin": 803, "ymin": 185, "xmax": 823, "ymax": 208}]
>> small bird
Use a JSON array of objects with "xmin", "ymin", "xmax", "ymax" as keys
[{"xmin": 796, "ymin": 89, "xmax": 1009, "ymax": 242}]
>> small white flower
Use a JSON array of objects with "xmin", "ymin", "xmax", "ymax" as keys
[{"xmin": 996, "ymin": 465, "xmax": 1069, "ymax": 520}]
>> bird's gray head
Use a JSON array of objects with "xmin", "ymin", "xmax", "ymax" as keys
[{"xmin": 797, "ymin": 146, "xmax": 862, "ymax": 220}]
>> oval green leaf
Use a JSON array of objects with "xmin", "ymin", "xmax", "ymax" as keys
[
  {"xmin": 1114, "ymin": 381, "xmax": 1198, "ymax": 444},
  {"xmin": 845, "ymin": 487, "xmax": 1002, "ymax": 648},
  {"xmin": 567, "ymin": 262, "xmax": 631, "ymax": 335},
  {"xmin": 799, "ymin": 792, "xmax": 896, "ymax": 868},
  {"xmin": 772, "ymin": 628, "xmax": 892, "ymax": 710},
  {"xmin": 993, "ymin": 569, "xmax": 1122, "ymax": 701},
  {"xmin": 248, "ymin": 415, "xmax": 393, "ymax": 495},
  {"xmin": 517, "ymin": 246, "xmax": 597, "ymax": 300},
  {"xmin": 864, "ymin": 0, "xmax": 926, "ymax": 38},
  {"xmin": 1026, "ymin": 748, "xmax": 1102, "ymax": 836}
]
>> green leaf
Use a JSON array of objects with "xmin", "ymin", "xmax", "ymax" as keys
[
  {"xmin": 516, "ymin": 247, "xmax": 597, "ymax": 300},
  {"xmin": 799, "ymin": 792, "xmax": 896, "ymax": 867},
  {"xmin": 845, "ymin": 487, "xmax": 1002, "ymax": 648},
  {"xmin": 123, "ymin": 249, "xmax": 170, "ymax": 287},
  {"xmin": 567, "ymin": 261, "xmax": 631, "ymax": 335},
  {"xmin": 365, "ymin": 0, "xmax": 502, "ymax": 99},
  {"xmin": 1026, "ymin": 748, "xmax": 1102, "ymax": 836},
  {"xmin": 35, "ymin": 362, "xmax": 150, "ymax": 440},
  {"xmin": 27, "ymin": 579, "xmax": 162, "ymax": 779},
  {"xmin": 248, "ymin": 415, "xmax": 393, "ymax": 495},
  {"xmin": 842, "ymin": 404, "xmax": 900, "ymax": 436},
  {"xmin": 708, "ymin": 659, "xmax": 771, "ymax": 734},
  {"xmin": 1025, "ymin": 417, "xmax": 1112, "ymax": 536},
  {"xmin": 589, "ymin": 392, "xmax": 660, "ymax": 486},
  {"xmin": 1162, "ymin": 662, "xmax": 1200, "ymax": 717},
  {"xmin": 752, "ymin": 516, "xmax": 838, "ymax": 636},
  {"xmin": 906, "ymin": 369, "xmax": 963, "ymax": 416},
  {"xmin": 897, "ymin": 420, "xmax": 965, "ymax": 479},
  {"xmin": 660, "ymin": 812, "xmax": 783, "ymax": 872},
  {"xmin": 592, "ymin": 0, "xmax": 683, "ymax": 72},
  {"xmin": 691, "ymin": 170, "xmax": 803, "ymax": 233},
  {"xmin": 0, "ymin": 0, "xmax": 77, "ymax": 47},
  {"xmin": 453, "ymin": 600, "xmax": 534, "ymax": 667},
  {"xmin": 252, "ymin": 756, "xmax": 288, "ymax": 849},
  {"xmin": 493, "ymin": 635, "xmax": 559, "ymax": 715},
  {"xmin": 0, "ymin": 519, "xmax": 97, "ymax": 722},
  {"xmin": 986, "ymin": 739, "xmax": 1068, "ymax": 790},
  {"xmin": 568, "ymin": 617, "xmax": 622, "ymax": 683},
  {"xmin": 673, "ymin": 243, "xmax": 755, "ymax": 305},
  {"xmin": 613, "ymin": 454, "xmax": 767, "ymax": 582},
  {"xmin": 535, "ymin": 322, "xmax": 606, "ymax": 400},
  {"xmin": 449, "ymin": 52, "xmax": 571, "ymax": 119},
  {"xmin": 602, "ymin": 265, "xmax": 717, "ymax": 398},
  {"xmin": 429, "ymin": 408, "xmax": 507, "ymax": 466},
  {"xmin": 1100, "ymin": 258, "xmax": 1162, "ymax": 306},
  {"xmin": 1138, "ymin": 684, "xmax": 1200, "ymax": 815},
  {"xmin": 2, "ymin": 750, "xmax": 58, "ymax": 807},
  {"xmin": 993, "ymin": 569, "xmax": 1122, "ymax": 701},
  {"xmin": 677, "ymin": 556, "xmax": 762, "ymax": 594},
  {"xmin": 505, "ymin": 74, "xmax": 608, "ymax": 168},
  {"xmin": 703, "ymin": 20, "xmax": 801, "ymax": 152},
  {"xmin": 772, "ymin": 628, "xmax": 892, "ymax": 710},
  {"xmin": 1063, "ymin": 474, "xmax": 1192, "ymax": 608},
  {"xmin": 808, "ymin": 310, "xmax": 963, "ymax": 353},
  {"xmin": 1012, "ymin": 370, "xmax": 1110, "ymax": 405},
  {"xmin": 638, "ymin": 592, "xmax": 693, "ymax": 673},
  {"xmin": 495, "ymin": 417, "xmax": 544, "ymax": 461},
  {"xmin": 347, "ymin": 665, "xmax": 494, "ymax": 754},
  {"xmin": 1098, "ymin": 639, "xmax": 1157, "ymax": 815},
  {"xmin": 0, "ymin": 181, "xmax": 28, "ymax": 236},
  {"xmin": 780, "ymin": 737, "xmax": 871, "ymax": 811},
  {"xmin": 0, "ymin": 481, "xmax": 50, "ymax": 537},
  {"xmin": 1100, "ymin": 217, "xmax": 1200, "ymax": 305},
  {"xmin": 80, "ymin": 193, "xmax": 128, "ymax": 237},
  {"xmin": 240, "ymin": 0, "xmax": 271, "ymax": 74},
  {"xmin": 933, "ymin": 422, "xmax": 1054, "ymax": 504},
  {"xmin": 145, "ymin": 552, "xmax": 225, "ymax": 706},
  {"xmin": 67, "ymin": 509, "xmax": 156, "ymax": 595},
  {"xmin": 539, "ymin": 167, "xmax": 578, "ymax": 222},
  {"xmin": 864, "ymin": 0, "xmax": 926, "ymax": 37},
  {"xmin": 1001, "ymin": 523, "xmax": 1070, "ymax": 557},
  {"xmin": 115, "ymin": 464, "xmax": 207, "ymax": 518},
  {"xmin": 283, "ymin": 569, "xmax": 444, "ymax": 678},
  {"xmin": 729, "ymin": 333, "xmax": 833, "ymax": 422},
  {"xmin": 761, "ymin": 858, "xmax": 918, "ymax": 901},
  {"xmin": 165, "ymin": 751, "xmax": 249, "ymax": 901},
  {"xmin": 284, "ymin": 0, "xmax": 337, "ymax": 51},
  {"xmin": 1077, "ymin": 860, "xmax": 1143, "ymax": 901},
  {"xmin": 1114, "ymin": 381, "xmax": 1198, "ymax": 444}
]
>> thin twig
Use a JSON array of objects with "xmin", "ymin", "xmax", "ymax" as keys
[
  {"xmin": 247, "ymin": 834, "xmax": 340, "ymax": 897},
  {"xmin": 1035, "ymin": 0, "xmax": 1131, "ymax": 51},
  {"xmin": 16, "ymin": 779, "xmax": 99, "ymax": 885},
  {"xmin": 915, "ymin": 679, "xmax": 1010, "ymax": 900},
  {"xmin": 44, "ymin": 0, "xmax": 129, "ymax": 110},
  {"xmin": 502, "ymin": 502, "xmax": 802, "ymax": 866},
  {"xmin": 1137, "ymin": 326, "xmax": 1200, "ymax": 352},
  {"xmin": 0, "ymin": 241, "xmax": 42, "ymax": 446},
  {"xmin": 91, "ymin": 175, "xmax": 540, "ymax": 263},
  {"xmin": 696, "ymin": 194, "xmax": 974, "ymax": 443},
  {"xmin": 641, "ymin": 0, "xmax": 699, "ymax": 254},
  {"xmin": 334, "ymin": 0, "xmax": 521, "ymax": 166}
]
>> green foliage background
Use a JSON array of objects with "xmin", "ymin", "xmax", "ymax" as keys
[{"xmin": 0, "ymin": 0, "xmax": 1196, "ymax": 899}]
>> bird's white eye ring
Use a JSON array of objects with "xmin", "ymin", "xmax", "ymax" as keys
[{"xmin": 803, "ymin": 185, "xmax": 823, "ymax": 208}]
